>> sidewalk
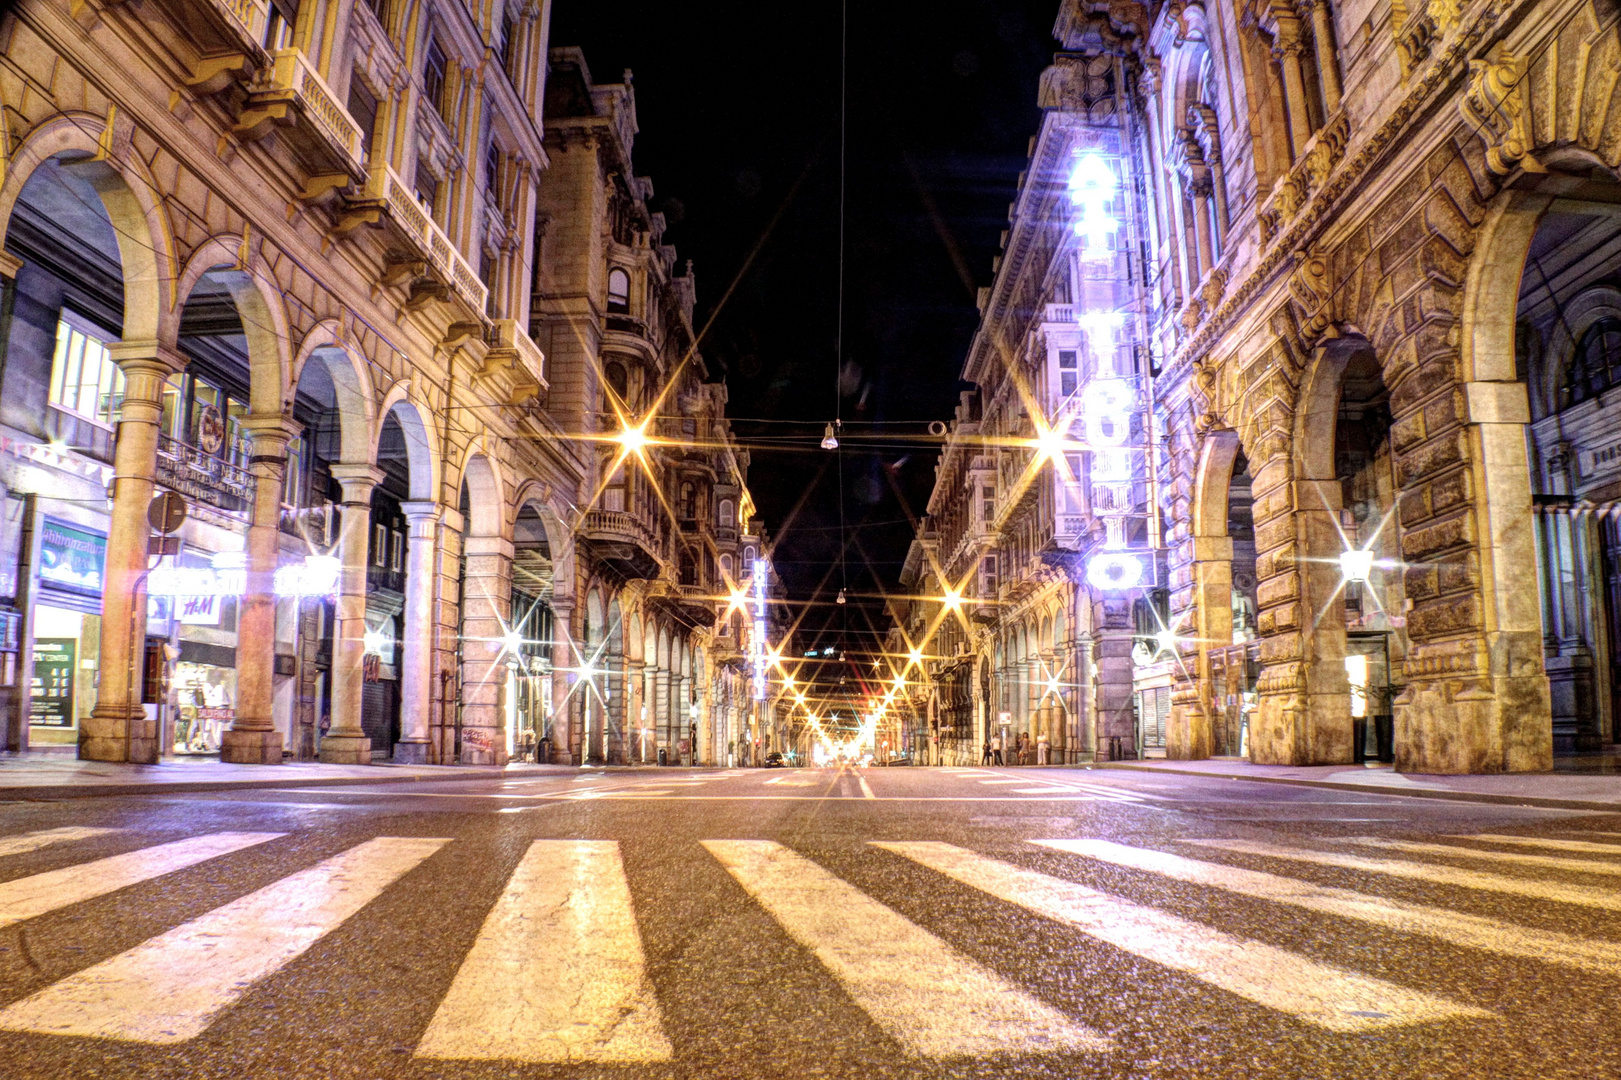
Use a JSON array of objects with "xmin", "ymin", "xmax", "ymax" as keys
[
  {"xmin": 0, "ymin": 753, "xmax": 567, "ymax": 800},
  {"xmin": 1094, "ymin": 750, "xmax": 1621, "ymax": 812}
]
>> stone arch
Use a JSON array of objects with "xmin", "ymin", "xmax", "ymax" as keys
[
  {"xmin": 292, "ymin": 323, "xmax": 375, "ymax": 466},
  {"xmin": 0, "ymin": 113, "xmax": 175, "ymax": 344},
  {"xmin": 459, "ymin": 446, "xmax": 507, "ymax": 539},
  {"xmin": 172, "ymin": 235, "xmax": 291, "ymax": 415},
  {"xmin": 375, "ymin": 388, "xmax": 438, "ymax": 502}
]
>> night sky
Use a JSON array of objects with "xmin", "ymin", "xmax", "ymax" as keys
[{"xmin": 550, "ymin": 0, "xmax": 1061, "ymax": 660}]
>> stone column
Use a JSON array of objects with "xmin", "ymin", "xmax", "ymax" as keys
[
  {"xmin": 460, "ymin": 533, "xmax": 514, "ymax": 765},
  {"xmin": 1305, "ymin": 0, "xmax": 1342, "ymax": 113},
  {"xmin": 84, "ymin": 343, "xmax": 184, "ymax": 764},
  {"xmin": 656, "ymin": 662, "xmax": 671, "ymax": 760},
  {"xmin": 1270, "ymin": 2, "xmax": 1315, "ymax": 156},
  {"xmin": 320, "ymin": 465, "xmax": 382, "ymax": 764},
  {"xmin": 393, "ymin": 500, "xmax": 441, "ymax": 764},
  {"xmin": 1178, "ymin": 533, "xmax": 1234, "ymax": 760},
  {"xmin": 222, "ymin": 415, "xmax": 299, "ymax": 764},
  {"xmin": 1093, "ymin": 596, "xmax": 1137, "ymax": 760},
  {"xmin": 548, "ymin": 601, "xmax": 574, "ymax": 763}
]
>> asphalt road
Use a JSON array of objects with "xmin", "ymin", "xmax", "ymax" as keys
[{"xmin": 0, "ymin": 763, "xmax": 1615, "ymax": 1079}]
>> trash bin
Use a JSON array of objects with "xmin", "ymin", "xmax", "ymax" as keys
[
  {"xmin": 539, "ymin": 737, "xmax": 551, "ymax": 764},
  {"xmin": 658, "ymin": 747, "xmax": 668, "ymax": 766},
  {"xmin": 1352, "ymin": 719, "xmax": 1368, "ymax": 763}
]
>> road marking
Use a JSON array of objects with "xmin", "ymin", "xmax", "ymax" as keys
[
  {"xmin": 1038, "ymin": 839, "xmax": 1621, "ymax": 978},
  {"xmin": 1449, "ymin": 834, "xmax": 1621, "ymax": 856},
  {"xmin": 1351, "ymin": 837, "xmax": 1621, "ymax": 877},
  {"xmin": 1190, "ymin": 839, "xmax": 1621, "ymax": 911},
  {"xmin": 704, "ymin": 840, "xmax": 1108, "ymax": 1057},
  {"xmin": 0, "ymin": 827, "xmax": 120, "ymax": 859},
  {"xmin": 880, "ymin": 841, "xmax": 1486, "ymax": 1032},
  {"xmin": 858, "ymin": 777, "xmax": 876, "ymax": 800},
  {"xmin": 417, "ymin": 840, "xmax": 670, "ymax": 1063},
  {"xmin": 978, "ymin": 779, "xmax": 1028, "ymax": 786},
  {"xmin": 0, "ymin": 832, "xmax": 283, "ymax": 931},
  {"xmin": 1064, "ymin": 783, "xmax": 1150, "ymax": 802},
  {"xmin": 0, "ymin": 836, "xmax": 446, "ymax": 1044}
]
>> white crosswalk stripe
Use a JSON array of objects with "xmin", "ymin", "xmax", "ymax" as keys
[
  {"xmin": 0, "ymin": 832, "xmax": 283, "ymax": 930},
  {"xmin": 1189, "ymin": 838, "xmax": 1621, "ymax": 911},
  {"xmin": 1350, "ymin": 837, "xmax": 1621, "ymax": 876},
  {"xmin": 705, "ymin": 839, "xmax": 1110, "ymax": 1057},
  {"xmin": 881, "ymin": 842, "xmax": 1485, "ymax": 1031},
  {"xmin": 0, "ymin": 836, "xmax": 447, "ymax": 1044},
  {"xmin": 417, "ymin": 840, "xmax": 670, "ymax": 1063},
  {"xmin": 0, "ymin": 827, "xmax": 119, "ymax": 859},
  {"xmin": 1448, "ymin": 834, "xmax": 1621, "ymax": 856},
  {"xmin": 1037, "ymin": 839, "xmax": 1621, "ymax": 978}
]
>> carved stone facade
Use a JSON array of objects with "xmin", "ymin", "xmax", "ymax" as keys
[
  {"xmin": 908, "ymin": 0, "xmax": 1621, "ymax": 773},
  {"xmin": 0, "ymin": 2, "xmax": 762, "ymax": 766}
]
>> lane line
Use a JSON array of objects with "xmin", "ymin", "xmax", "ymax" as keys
[
  {"xmin": 1350, "ymin": 837, "xmax": 1621, "ymax": 877},
  {"xmin": 0, "ymin": 836, "xmax": 448, "ymax": 1044},
  {"xmin": 859, "ymin": 777, "xmax": 876, "ymax": 800},
  {"xmin": 0, "ymin": 827, "xmax": 120, "ymax": 859},
  {"xmin": 416, "ymin": 840, "xmax": 670, "ymax": 1063},
  {"xmin": 1447, "ymin": 834, "xmax": 1621, "ymax": 856},
  {"xmin": 882, "ymin": 842, "xmax": 1485, "ymax": 1032},
  {"xmin": 704, "ymin": 840, "xmax": 1108, "ymax": 1058},
  {"xmin": 1038, "ymin": 839, "xmax": 1621, "ymax": 978},
  {"xmin": 0, "ymin": 832, "xmax": 283, "ymax": 930},
  {"xmin": 1190, "ymin": 838, "xmax": 1621, "ymax": 911}
]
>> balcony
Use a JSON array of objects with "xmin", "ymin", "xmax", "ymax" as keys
[
  {"xmin": 236, "ymin": 48, "xmax": 366, "ymax": 184},
  {"xmin": 43, "ymin": 406, "xmax": 115, "ymax": 463},
  {"xmin": 580, "ymin": 509, "xmax": 663, "ymax": 581},
  {"xmin": 161, "ymin": 0, "xmax": 268, "ymax": 93},
  {"xmin": 337, "ymin": 162, "xmax": 488, "ymax": 318},
  {"xmin": 475, "ymin": 319, "xmax": 547, "ymax": 405},
  {"xmin": 155, "ymin": 432, "xmax": 255, "ymax": 518}
]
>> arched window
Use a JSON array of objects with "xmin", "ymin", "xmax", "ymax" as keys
[
  {"xmin": 718, "ymin": 498, "xmax": 735, "ymax": 528},
  {"xmin": 1566, "ymin": 317, "xmax": 1621, "ymax": 407},
  {"xmin": 606, "ymin": 267, "xmax": 630, "ymax": 314},
  {"xmin": 719, "ymin": 553, "xmax": 733, "ymax": 578},
  {"xmin": 604, "ymin": 360, "xmax": 629, "ymax": 403}
]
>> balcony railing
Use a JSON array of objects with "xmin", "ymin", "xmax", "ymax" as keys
[
  {"xmin": 43, "ymin": 406, "xmax": 115, "ymax": 463},
  {"xmin": 155, "ymin": 432, "xmax": 255, "ymax": 517},
  {"xmin": 347, "ymin": 162, "xmax": 488, "ymax": 316},
  {"xmin": 268, "ymin": 49, "xmax": 364, "ymax": 169},
  {"xmin": 211, "ymin": 0, "xmax": 267, "ymax": 46}
]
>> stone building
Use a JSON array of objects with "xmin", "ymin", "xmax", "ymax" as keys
[
  {"xmin": 902, "ymin": 0, "xmax": 1621, "ymax": 773},
  {"xmin": 0, "ymin": 1, "xmax": 763, "ymax": 766}
]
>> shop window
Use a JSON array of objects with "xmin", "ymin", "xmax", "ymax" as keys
[
  {"xmin": 48, "ymin": 314, "xmax": 124, "ymax": 428},
  {"xmin": 423, "ymin": 37, "xmax": 449, "ymax": 119},
  {"xmin": 607, "ymin": 267, "xmax": 631, "ymax": 314},
  {"xmin": 28, "ymin": 604, "xmax": 101, "ymax": 743}
]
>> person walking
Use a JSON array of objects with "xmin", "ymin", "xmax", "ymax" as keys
[
  {"xmin": 1017, "ymin": 732, "xmax": 1031, "ymax": 766},
  {"xmin": 990, "ymin": 733, "xmax": 1004, "ymax": 766},
  {"xmin": 981, "ymin": 739, "xmax": 993, "ymax": 765}
]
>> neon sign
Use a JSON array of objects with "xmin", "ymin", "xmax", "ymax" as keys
[
  {"xmin": 1067, "ymin": 151, "xmax": 1118, "ymax": 259},
  {"xmin": 750, "ymin": 558, "xmax": 769, "ymax": 701},
  {"xmin": 147, "ymin": 552, "xmax": 341, "ymax": 599}
]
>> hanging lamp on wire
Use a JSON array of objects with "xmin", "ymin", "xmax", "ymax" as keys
[
  {"xmin": 836, "ymin": 588, "xmax": 847, "ymax": 605},
  {"xmin": 821, "ymin": 421, "xmax": 840, "ymax": 450}
]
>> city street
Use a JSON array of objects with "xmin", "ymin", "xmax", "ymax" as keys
[{"xmin": 0, "ymin": 766, "xmax": 1616, "ymax": 1079}]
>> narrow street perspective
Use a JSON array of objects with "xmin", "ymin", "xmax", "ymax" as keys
[{"xmin": 0, "ymin": 0, "xmax": 1620, "ymax": 1074}]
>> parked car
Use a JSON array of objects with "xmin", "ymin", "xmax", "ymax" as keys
[{"xmin": 763, "ymin": 751, "xmax": 785, "ymax": 768}]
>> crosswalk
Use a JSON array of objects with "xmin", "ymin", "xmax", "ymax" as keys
[
  {"xmin": 957, "ymin": 769, "xmax": 1167, "ymax": 803},
  {"xmin": 0, "ymin": 826, "xmax": 1617, "ymax": 1060}
]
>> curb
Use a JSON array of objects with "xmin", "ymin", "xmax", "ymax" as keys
[
  {"xmin": 0, "ymin": 764, "xmax": 572, "ymax": 801},
  {"xmin": 1090, "ymin": 760, "xmax": 1621, "ymax": 813}
]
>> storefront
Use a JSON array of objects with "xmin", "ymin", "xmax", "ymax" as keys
[{"xmin": 27, "ymin": 516, "xmax": 107, "ymax": 748}]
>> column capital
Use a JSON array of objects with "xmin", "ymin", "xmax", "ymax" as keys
[
  {"xmin": 330, "ymin": 463, "xmax": 386, "ymax": 503},
  {"xmin": 241, "ymin": 413, "xmax": 302, "ymax": 455},
  {"xmin": 108, "ymin": 340, "xmax": 186, "ymax": 376},
  {"xmin": 399, "ymin": 499, "xmax": 444, "ymax": 523}
]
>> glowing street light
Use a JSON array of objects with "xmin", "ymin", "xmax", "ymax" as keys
[
  {"xmin": 941, "ymin": 587, "xmax": 962, "ymax": 611},
  {"xmin": 1339, "ymin": 548, "xmax": 1375, "ymax": 583},
  {"xmin": 821, "ymin": 423, "xmax": 840, "ymax": 450},
  {"xmin": 617, "ymin": 423, "xmax": 648, "ymax": 454},
  {"xmin": 503, "ymin": 629, "xmax": 524, "ymax": 654}
]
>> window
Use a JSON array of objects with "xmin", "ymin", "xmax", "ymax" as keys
[
  {"xmin": 391, "ymin": 530, "xmax": 405, "ymax": 571},
  {"xmin": 603, "ymin": 360, "xmax": 629, "ymax": 403},
  {"xmin": 980, "ymin": 484, "xmax": 994, "ymax": 524},
  {"xmin": 603, "ymin": 464, "xmax": 626, "ymax": 512},
  {"xmin": 680, "ymin": 552, "xmax": 697, "ymax": 587},
  {"xmin": 347, "ymin": 75, "xmax": 379, "ymax": 157},
  {"xmin": 423, "ymin": 38, "xmax": 448, "ymax": 118},
  {"xmin": 263, "ymin": 0, "xmax": 296, "ymax": 49},
  {"xmin": 48, "ymin": 314, "xmax": 123, "ymax": 427},
  {"xmin": 1058, "ymin": 349, "xmax": 1078, "ymax": 397},
  {"xmin": 981, "ymin": 555, "xmax": 998, "ymax": 599},
  {"xmin": 720, "ymin": 554, "xmax": 733, "ymax": 578},
  {"xmin": 718, "ymin": 499, "xmax": 735, "ymax": 528},
  {"xmin": 500, "ymin": 8, "xmax": 518, "ymax": 80},
  {"xmin": 606, "ymin": 267, "xmax": 630, "ymax": 313},
  {"xmin": 373, "ymin": 524, "xmax": 388, "ymax": 567},
  {"xmin": 486, "ymin": 142, "xmax": 501, "ymax": 203},
  {"xmin": 414, "ymin": 159, "xmax": 439, "ymax": 213},
  {"xmin": 1568, "ymin": 317, "xmax": 1621, "ymax": 407},
  {"xmin": 679, "ymin": 481, "xmax": 696, "ymax": 520},
  {"xmin": 283, "ymin": 434, "xmax": 307, "ymax": 508}
]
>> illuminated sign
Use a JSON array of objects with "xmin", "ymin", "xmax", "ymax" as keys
[
  {"xmin": 1067, "ymin": 151, "xmax": 1118, "ymax": 258},
  {"xmin": 751, "ymin": 559, "xmax": 769, "ymax": 701},
  {"xmin": 147, "ymin": 552, "xmax": 341, "ymax": 599},
  {"xmin": 39, "ymin": 518, "xmax": 106, "ymax": 596}
]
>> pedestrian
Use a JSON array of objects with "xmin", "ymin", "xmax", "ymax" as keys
[
  {"xmin": 981, "ymin": 739, "xmax": 992, "ymax": 765},
  {"xmin": 1018, "ymin": 732, "xmax": 1031, "ymax": 765},
  {"xmin": 991, "ymin": 733, "xmax": 1004, "ymax": 766}
]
